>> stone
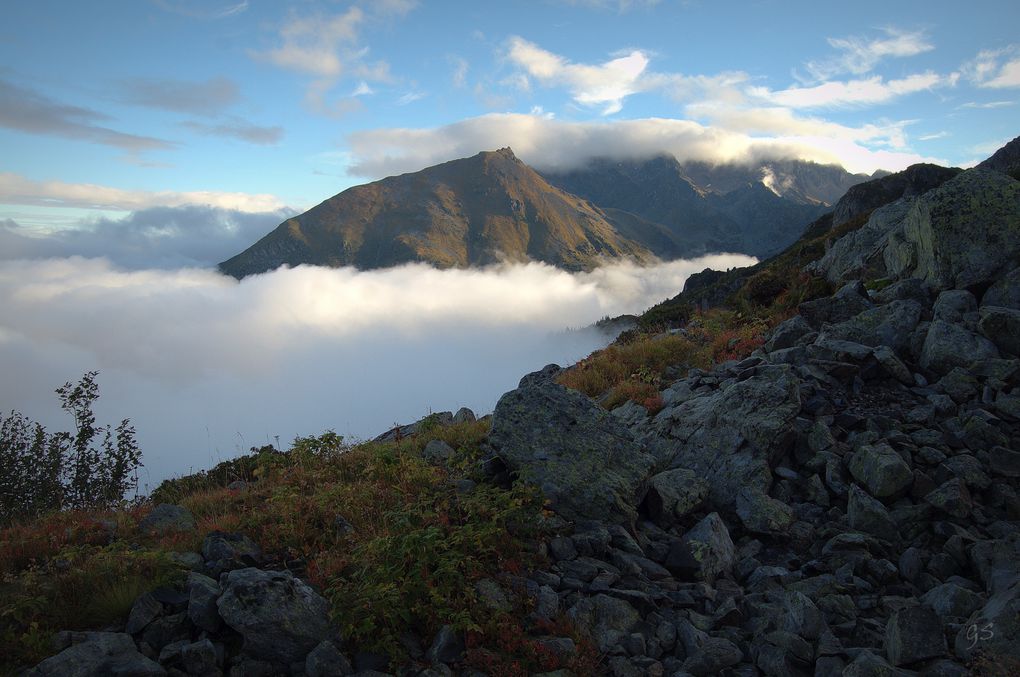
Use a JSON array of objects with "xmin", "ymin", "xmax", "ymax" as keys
[
  {"xmin": 186, "ymin": 572, "xmax": 222, "ymax": 633},
  {"xmin": 666, "ymin": 512, "xmax": 735, "ymax": 582},
  {"xmin": 180, "ymin": 639, "xmax": 218, "ymax": 676},
  {"xmin": 989, "ymin": 446, "xmax": 1020, "ymax": 477},
  {"xmin": 734, "ymin": 487, "xmax": 793, "ymax": 534},
  {"xmin": 824, "ymin": 300, "xmax": 922, "ymax": 352},
  {"xmin": 474, "ymin": 578, "xmax": 509, "ymax": 611},
  {"xmin": 982, "ymin": 265, "xmax": 1020, "ymax": 310},
  {"xmin": 765, "ymin": 315, "xmax": 812, "ymax": 352},
  {"xmin": 920, "ymin": 583, "xmax": 984, "ymax": 618},
  {"xmin": 842, "ymin": 650, "xmax": 905, "ymax": 677},
  {"xmin": 305, "ymin": 640, "xmax": 352, "ymax": 677},
  {"xmin": 680, "ymin": 636, "xmax": 743, "ymax": 675},
  {"xmin": 798, "ymin": 281, "xmax": 873, "ymax": 327},
  {"xmin": 924, "ymin": 478, "xmax": 972, "ymax": 518},
  {"xmin": 653, "ymin": 364, "xmax": 801, "ymax": 509},
  {"xmin": 932, "ymin": 290, "xmax": 977, "ymax": 323},
  {"xmin": 847, "ymin": 443, "xmax": 913, "ymax": 498},
  {"xmin": 426, "ymin": 625, "xmax": 464, "ymax": 665},
  {"xmin": 978, "ymin": 305, "xmax": 1020, "ymax": 356},
  {"xmin": 201, "ymin": 532, "xmax": 262, "ymax": 569},
  {"xmin": 138, "ymin": 504, "xmax": 195, "ymax": 534},
  {"xmin": 848, "ymin": 484, "xmax": 899, "ymax": 541},
  {"xmin": 566, "ymin": 594, "xmax": 640, "ymax": 653},
  {"xmin": 141, "ymin": 612, "xmax": 190, "ymax": 652},
  {"xmin": 488, "ymin": 365, "xmax": 655, "ymax": 524},
  {"xmin": 125, "ymin": 592, "xmax": 163, "ymax": 635},
  {"xmin": 642, "ymin": 468, "xmax": 709, "ymax": 526},
  {"xmin": 955, "ymin": 577, "xmax": 1020, "ymax": 662},
  {"xmin": 422, "ymin": 439, "xmax": 456, "ymax": 464},
  {"xmin": 874, "ymin": 277, "xmax": 932, "ymax": 304},
  {"xmin": 26, "ymin": 632, "xmax": 165, "ymax": 677},
  {"xmin": 217, "ymin": 568, "xmax": 333, "ymax": 665},
  {"xmin": 939, "ymin": 368, "xmax": 980, "ymax": 403},
  {"xmin": 872, "ymin": 345, "xmax": 913, "ymax": 385},
  {"xmin": 885, "ymin": 604, "xmax": 947, "ymax": 666},
  {"xmin": 452, "ymin": 407, "xmax": 476, "ymax": 424},
  {"xmin": 920, "ymin": 320, "xmax": 1000, "ymax": 375}
]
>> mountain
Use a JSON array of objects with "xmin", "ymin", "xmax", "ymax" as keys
[
  {"xmin": 540, "ymin": 155, "xmax": 870, "ymax": 259},
  {"xmin": 978, "ymin": 133, "xmax": 1020, "ymax": 179},
  {"xmin": 219, "ymin": 148, "xmax": 655, "ymax": 278}
]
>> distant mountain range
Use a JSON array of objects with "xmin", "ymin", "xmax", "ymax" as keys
[{"xmin": 219, "ymin": 148, "xmax": 874, "ymax": 278}]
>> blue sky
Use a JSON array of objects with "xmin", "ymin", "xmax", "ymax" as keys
[{"xmin": 1, "ymin": 0, "xmax": 1019, "ymax": 234}]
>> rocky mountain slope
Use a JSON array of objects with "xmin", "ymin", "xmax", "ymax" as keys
[
  {"xmin": 220, "ymin": 151, "xmax": 872, "ymax": 278},
  {"xmin": 8, "ymin": 138, "xmax": 1020, "ymax": 677},
  {"xmin": 542, "ymin": 156, "xmax": 870, "ymax": 259},
  {"xmin": 219, "ymin": 148, "xmax": 656, "ymax": 278}
]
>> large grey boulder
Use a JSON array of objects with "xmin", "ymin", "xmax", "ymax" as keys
[
  {"xmin": 887, "ymin": 168, "xmax": 1020, "ymax": 291},
  {"xmin": 566, "ymin": 594, "xmax": 641, "ymax": 653},
  {"xmin": 138, "ymin": 504, "xmax": 195, "ymax": 534},
  {"xmin": 919, "ymin": 320, "xmax": 999, "ymax": 375},
  {"xmin": 798, "ymin": 281, "xmax": 873, "ymax": 327},
  {"xmin": 488, "ymin": 365, "xmax": 655, "ymax": 525},
  {"xmin": 978, "ymin": 305, "xmax": 1020, "ymax": 356},
  {"xmin": 217, "ymin": 568, "xmax": 333, "ymax": 665},
  {"xmin": 954, "ymin": 577, "xmax": 1020, "ymax": 662},
  {"xmin": 933, "ymin": 290, "xmax": 978, "ymax": 323},
  {"xmin": 27, "ymin": 632, "xmax": 165, "ymax": 677},
  {"xmin": 809, "ymin": 199, "xmax": 915, "ymax": 285},
  {"xmin": 885, "ymin": 605, "xmax": 947, "ymax": 666},
  {"xmin": 652, "ymin": 364, "xmax": 801, "ymax": 508},
  {"xmin": 982, "ymin": 265, "xmax": 1020, "ymax": 309},
  {"xmin": 665, "ymin": 512, "xmax": 735, "ymax": 582},
  {"xmin": 186, "ymin": 572, "xmax": 222, "ymax": 633},
  {"xmin": 642, "ymin": 468, "xmax": 709, "ymax": 527},
  {"xmin": 847, "ymin": 443, "xmax": 913, "ymax": 498},
  {"xmin": 822, "ymin": 299, "xmax": 922, "ymax": 352},
  {"xmin": 847, "ymin": 484, "xmax": 899, "ymax": 540}
]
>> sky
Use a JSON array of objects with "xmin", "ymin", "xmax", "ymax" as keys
[{"xmin": 1, "ymin": 0, "xmax": 1019, "ymax": 485}]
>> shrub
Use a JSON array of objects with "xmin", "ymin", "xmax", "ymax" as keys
[{"xmin": 0, "ymin": 372, "xmax": 141, "ymax": 525}]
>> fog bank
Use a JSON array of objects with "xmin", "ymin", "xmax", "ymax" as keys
[{"xmin": 0, "ymin": 254, "xmax": 756, "ymax": 488}]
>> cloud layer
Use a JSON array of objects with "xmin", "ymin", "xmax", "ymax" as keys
[
  {"xmin": 0, "ymin": 254, "xmax": 755, "ymax": 486},
  {"xmin": 346, "ymin": 112, "xmax": 941, "ymax": 177}
]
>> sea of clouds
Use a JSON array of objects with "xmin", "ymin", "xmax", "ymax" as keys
[{"xmin": 0, "ymin": 248, "xmax": 755, "ymax": 489}]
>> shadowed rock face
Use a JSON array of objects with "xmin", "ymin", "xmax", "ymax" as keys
[{"xmin": 219, "ymin": 148, "xmax": 656, "ymax": 278}]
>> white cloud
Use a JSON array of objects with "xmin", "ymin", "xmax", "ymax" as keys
[
  {"xmin": 450, "ymin": 56, "xmax": 469, "ymax": 88},
  {"xmin": 752, "ymin": 72, "xmax": 946, "ymax": 109},
  {"xmin": 558, "ymin": 0, "xmax": 662, "ymax": 10},
  {"xmin": 507, "ymin": 37, "xmax": 651, "ymax": 114},
  {"xmin": 1, "ymin": 206, "xmax": 292, "ymax": 269},
  {"xmin": 0, "ymin": 254, "xmax": 754, "ymax": 485},
  {"xmin": 806, "ymin": 28, "xmax": 934, "ymax": 80},
  {"xmin": 958, "ymin": 100, "xmax": 1015, "ymax": 109},
  {"xmin": 346, "ymin": 112, "xmax": 939, "ymax": 177},
  {"xmin": 919, "ymin": 131, "xmax": 949, "ymax": 141},
  {"xmin": 0, "ymin": 172, "xmax": 286, "ymax": 213},
  {"xmin": 396, "ymin": 91, "xmax": 426, "ymax": 106},
  {"xmin": 963, "ymin": 46, "xmax": 1020, "ymax": 89},
  {"xmin": 351, "ymin": 81, "xmax": 375, "ymax": 97}
]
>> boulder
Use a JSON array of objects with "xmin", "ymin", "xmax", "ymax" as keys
[
  {"xmin": 305, "ymin": 640, "xmax": 353, "ymax": 677},
  {"xmin": 933, "ymin": 290, "xmax": 978, "ymax": 323},
  {"xmin": 426, "ymin": 625, "xmax": 464, "ymax": 665},
  {"xmin": 955, "ymin": 577, "xmax": 1020, "ymax": 662},
  {"xmin": 924, "ymin": 478, "xmax": 972, "ymax": 518},
  {"xmin": 982, "ymin": 265, "xmax": 1020, "ymax": 309},
  {"xmin": 452, "ymin": 407, "xmax": 476, "ymax": 424},
  {"xmin": 488, "ymin": 365, "xmax": 655, "ymax": 524},
  {"xmin": 26, "ymin": 632, "xmax": 165, "ymax": 677},
  {"xmin": 422, "ymin": 439, "xmax": 455, "ymax": 464},
  {"xmin": 809, "ymin": 199, "xmax": 915, "ymax": 285},
  {"xmin": 919, "ymin": 320, "xmax": 1000, "ymax": 375},
  {"xmin": 217, "ymin": 568, "xmax": 333, "ymax": 665},
  {"xmin": 920, "ymin": 583, "xmax": 984, "ymax": 619},
  {"xmin": 653, "ymin": 364, "xmax": 801, "ymax": 508},
  {"xmin": 798, "ymin": 281, "xmax": 873, "ymax": 327},
  {"xmin": 186, "ymin": 572, "xmax": 222, "ymax": 633},
  {"xmin": 138, "ymin": 504, "xmax": 195, "ymax": 534},
  {"xmin": 978, "ymin": 305, "xmax": 1020, "ymax": 356},
  {"xmin": 765, "ymin": 315, "xmax": 812, "ymax": 352},
  {"xmin": 885, "ymin": 604, "xmax": 947, "ymax": 666},
  {"xmin": 847, "ymin": 443, "xmax": 913, "ymax": 498},
  {"xmin": 665, "ymin": 512, "xmax": 735, "ymax": 582},
  {"xmin": 823, "ymin": 300, "xmax": 922, "ymax": 352},
  {"xmin": 125, "ymin": 592, "xmax": 163, "ymax": 635},
  {"xmin": 735, "ymin": 487, "xmax": 793, "ymax": 534},
  {"xmin": 566, "ymin": 594, "xmax": 641, "ymax": 653},
  {"xmin": 889, "ymin": 168, "xmax": 1020, "ymax": 291},
  {"xmin": 642, "ymin": 468, "xmax": 709, "ymax": 526},
  {"xmin": 848, "ymin": 484, "xmax": 899, "ymax": 540},
  {"xmin": 201, "ymin": 531, "xmax": 262, "ymax": 573}
]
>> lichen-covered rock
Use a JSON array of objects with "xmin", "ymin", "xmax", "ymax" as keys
[
  {"xmin": 955, "ymin": 577, "xmax": 1020, "ymax": 662},
  {"xmin": 765, "ymin": 314, "xmax": 812, "ymax": 352},
  {"xmin": 919, "ymin": 320, "xmax": 1000, "ymax": 375},
  {"xmin": 217, "ymin": 568, "xmax": 333, "ymax": 665},
  {"xmin": 848, "ymin": 484, "xmax": 899, "ymax": 540},
  {"xmin": 982, "ymin": 265, "xmax": 1020, "ymax": 309},
  {"xmin": 924, "ymin": 478, "xmax": 972, "ymax": 518},
  {"xmin": 809, "ymin": 199, "xmax": 915, "ymax": 285},
  {"xmin": 566, "ymin": 594, "xmax": 640, "ymax": 653},
  {"xmin": 920, "ymin": 583, "xmax": 984, "ymax": 619},
  {"xmin": 643, "ymin": 468, "xmax": 709, "ymax": 527},
  {"xmin": 978, "ymin": 305, "xmax": 1020, "ymax": 357},
  {"xmin": 933, "ymin": 290, "xmax": 978, "ymax": 323},
  {"xmin": 138, "ymin": 504, "xmax": 195, "ymax": 534},
  {"xmin": 847, "ymin": 443, "xmax": 913, "ymax": 498},
  {"xmin": 26, "ymin": 632, "xmax": 165, "ymax": 677},
  {"xmin": 653, "ymin": 364, "xmax": 800, "ymax": 508},
  {"xmin": 488, "ymin": 365, "xmax": 654, "ymax": 524},
  {"xmin": 186, "ymin": 572, "xmax": 222, "ymax": 633},
  {"xmin": 885, "ymin": 605, "xmax": 947, "ymax": 666},
  {"xmin": 666, "ymin": 512, "xmax": 735, "ymax": 582},
  {"xmin": 823, "ymin": 300, "xmax": 923, "ymax": 352},
  {"xmin": 735, "ymin": 487, "xmax": 793, "ymax": 534},
  {"xmin": 799, "ymin": 280, "xmax": 873, "ymax": 327}
]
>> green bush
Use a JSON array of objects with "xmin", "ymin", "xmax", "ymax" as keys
[{"xmin": 0, "ymin": 372, "xmax": 141, "ymax": 524}]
